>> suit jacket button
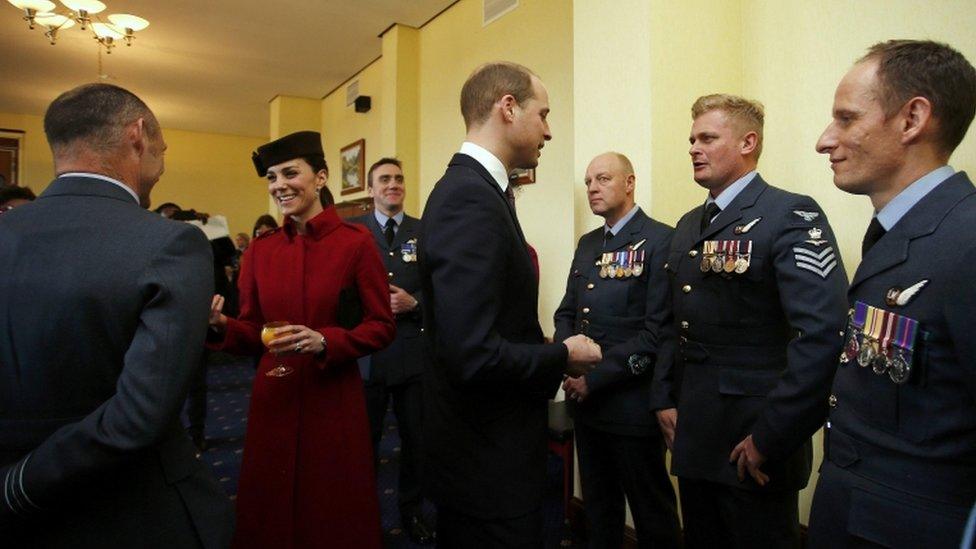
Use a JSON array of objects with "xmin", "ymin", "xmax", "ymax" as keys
[
  {"xmin": 689, "ymin": 250, "xmax": 699, "ymax": 257},
  {"xmin": 682, "ymin": 285, "xmax": 692, "ymax": 293},
  {"xmin": 680, "ymin": 321, "xmax": 689, "ymax": 329},
  {"xmin": 828, "ymin": 395, "xmax": 838, "ymax": 408}
]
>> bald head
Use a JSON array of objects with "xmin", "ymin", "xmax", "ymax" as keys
[{"xmin": 585, "ymin": 152, "xmax": 636, "ymax": 225}]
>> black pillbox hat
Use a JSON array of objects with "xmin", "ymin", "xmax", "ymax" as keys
[{"xmin": 251, "ymin": 131, "xmax": 325, "ymax": 177}]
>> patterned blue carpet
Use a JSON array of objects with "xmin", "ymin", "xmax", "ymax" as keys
[{"xmin": 192, "ymin": 353, "xmax": 580, "ymax": 547}]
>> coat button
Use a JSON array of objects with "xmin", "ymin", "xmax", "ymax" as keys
[
  {"xmin": 682, "ymin": 285, "xmax": 692, "ymax": 293},
  {"xmin": 582, "ymin": 307, "xmax": 590, "ymax": 314},
  {"xmin": 581, "ymin": 319, "xmax": 590, "ymax": 328},
  {"xmin": 389, "ymin": 251, "xmax": 395, "ymax": 257},
  {"xmin": 689, "ymin": 249, "xmax": 699, "ymax": 257},
  {"xmin": 828, "ymin": 394, "xmax": 838, "ymax": 408},
  {"xmin": 388, "ymin": 272, "xmax": 394, "ymax": 278},
  {"xmin": 586, "ymin": 283, "xmax": 595, "ymax": 290},
  {"xmin": 663, "ymin": 263, "xmax": 669, "ymax": 269},
  {"xmin": 680, "ymin": 321, "xmax": 689, "ymax": 329}
]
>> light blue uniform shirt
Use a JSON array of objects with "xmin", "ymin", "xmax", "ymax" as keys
[{"xmin": 875, "ymin": 166, "xmax": 955, "ymax": 230}]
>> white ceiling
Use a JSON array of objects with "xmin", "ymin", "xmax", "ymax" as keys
[{"xmin": 0, "ymin": 0, "xmax": 455, "ymax": 137}]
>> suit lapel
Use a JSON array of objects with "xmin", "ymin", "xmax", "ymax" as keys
[
  {"xmin": 450, "ymin": 153, "xmax": 527, "ymax": 245},
  {"xmin": 362, "ymin": 213, "xmax": 389, "ymax": 251},
  {"xmin": 698, "ymin": 175, "xmax": 768, "ymax": 243},
  {"xmin": 850, "ymin": 172, "xmax": 976, "ymax": 291}
]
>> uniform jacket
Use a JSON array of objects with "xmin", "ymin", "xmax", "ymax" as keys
[
  {"xmin": 553, "ymin": 208, "xmax": 674, "ymax": 436},
  {"xmin": 0, "ymin": 176, "xmax": 233, "ymax": 548},
  {"xmin": 419, "ymin": 153, "xmax": 568, "ymax": 519},
  {"xmin": 350, "ymin": 212, "xmax": 428, "ymax": 386},
  {"xmin": 657, "ymin": 175, "xmax": 849, "ymax": 491},
  {"xmin": 827, "ymin": 171, "xmax": 976, "ymax": 508},
  {"xmin": 209, "ymin": 206, "xmax": 395, "ymax": 549}
]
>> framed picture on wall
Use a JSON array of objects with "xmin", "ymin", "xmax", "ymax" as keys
[
  {"xmin": 510, "ymin": 167, "xmax": 535, "ymax": 185},
  {"xmin": 340, "ymin": 139, "xmax": 366, "ymax": 195}
]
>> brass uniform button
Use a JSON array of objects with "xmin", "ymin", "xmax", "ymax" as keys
[
  {"xmin": 388, "ymin": 272, "xmax": 394, "ymax": 278},
  {"xmin": 682, "ymin": 285, "xmax": 692, "ymax": 293},
  {"xmin": 389, "ymin": 251, "xmax": 395, "ymax": 257},
  {"xmin": 582, "ymin": 307, "xmax": 590, "ymax": 314},
  {"xmin": 680, "ymin": 321, "xmax": 689, "ymax": 329},
  {"xmin": 689, "ymin": 250, "xmax": 699, "ymax": 257},
  {"xmin": 586, "ymin": 283, "xmax": 595, "ymax": 290},
  {"xmin": 828, "ymin": 395, "xmax": 838, "ymax": 408}
]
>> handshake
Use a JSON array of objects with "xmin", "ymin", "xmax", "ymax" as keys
[{"xmin": 562, "ymin": 334, "xmax": 602, "ymax": 378}]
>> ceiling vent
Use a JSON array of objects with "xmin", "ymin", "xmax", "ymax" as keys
[
  {"xmin": 483, "ymin": 0, "xmax": 518, "ymax": 26},
  {"xmin": 345, "ymin": 80, "xmax": 360, "ymax": 106}
]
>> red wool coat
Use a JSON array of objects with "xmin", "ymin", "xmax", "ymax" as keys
[{"xmin": 210, "ymin": 206, "xmax": 395, "ymax": 548}]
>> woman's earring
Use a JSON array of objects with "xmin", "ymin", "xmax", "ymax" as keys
[{"xmin": 315, "ymin": 187, "xmax": 321, "ymax": 197}]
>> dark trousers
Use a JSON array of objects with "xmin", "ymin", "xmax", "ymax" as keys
[
  {"xmin": 679, "ymin": 477, "xmax": 799, "ymax": 549},
  {"xmin": 436, "ymin": 505, "xmax": 542, "ymax": 549},
  {"xmin": 808, "ymin": 460, "xmax": 970, "ymax": 549},
  {"xmin": 364, "ymin": 377, "xmax": 425, "ymax": 519},
  {"xmin": 575, "ymin": 422, "xmax": 681, "ymax": 548}
]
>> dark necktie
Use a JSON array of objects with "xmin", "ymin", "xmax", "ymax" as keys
[
  {"xmin": 384, "ymin": 218, "xmax": 396, "ymax": 247},
  {"xmin": 603, "ymin": 229, "xmax": 613, "ymax": 247},
  {"xmin": 862, "ymin": 217, "xmax": 886, "ymax": 256},
  {"xmin": 504, "ymin": 184, "xmax": 516, "ymax": 211},
  {"xmin": 701, "ymin": 202, "xmax": 721, "ymax": 232}
]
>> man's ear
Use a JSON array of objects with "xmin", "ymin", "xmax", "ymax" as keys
[
  {"xmin": 900, "ymin": 96, "xmax": 932, "ymax": 146},
  {"xmin": 129, "ymin": 117, "xmax": 147, "ymax": 157},
  {"xmin": 740, "ymin": 131, "xmax": 759, "ymax": 157},
  {"xmin": 498, "ymin": 94, "xmax": 517, "ymax": 122}
]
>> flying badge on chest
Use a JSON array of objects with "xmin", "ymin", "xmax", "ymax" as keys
[
  {"xmin": 400, "ymin": 238, "xmax": 418, "ymax": 262},
  {"xmin": 839, "ymin": 301, "xmax": 919, "ymax": 384},
  {"xmin": 734, "ymin": 217, "xmax": 762, "ymax": 235},
  {"xmin": 884, "ymin": 279, "xmax": 929, "ymax": 307}
]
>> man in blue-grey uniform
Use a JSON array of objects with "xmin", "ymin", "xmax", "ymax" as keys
[
  {"xmin": 654, "ymin": 94, "xmax": 849, "ymax": 548},
  {"xmin": 807, "ymin": 40, "xmax": 976, "ymax": 549},
  {"xmin": 350, "ymin": 157, "xmax": 434, "ymax": 545},
  {"xmin": 554, "ymin": 152, "xmax": 681, "ymax": 548}
]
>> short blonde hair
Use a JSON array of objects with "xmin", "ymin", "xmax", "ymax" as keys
[{"xmin": 691, "ymin": 94, "xmax": 765, "ymax": 159}]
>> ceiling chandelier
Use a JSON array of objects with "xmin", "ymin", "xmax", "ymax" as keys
[{"xmin": 7, "ymin": 0, "xmax": 148, "ymax": 53}]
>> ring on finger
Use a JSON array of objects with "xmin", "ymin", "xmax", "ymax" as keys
[{"xmin": 295, "ymin": 343, "xmax": 304, "ymax": 352}]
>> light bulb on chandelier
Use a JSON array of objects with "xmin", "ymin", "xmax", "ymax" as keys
[{"xmin": 5, "ymin": 0, "xmax": 148, "ymax": 50}]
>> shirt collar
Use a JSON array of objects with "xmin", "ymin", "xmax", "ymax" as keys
[
  {"xmin": 705, "ymin": 170, "xmax": 757, "ymax": 211},
  {"xmin": 459, "ymin": 141, "xmax": 510, "ymax": 193},
  {"xmin": 875, "ymin": 166, "xmax": 955, "ymax": 231},
  {"xmin": 373, "ymin": 209, "xmax": 404, "ymax": 229},
  {"xmin": 59, "ymin": 172, "xmax": 140, "ymax": 205},
  {"xmin": 605, "ymin": 205, "xmax": 641, "ymax": 236}
]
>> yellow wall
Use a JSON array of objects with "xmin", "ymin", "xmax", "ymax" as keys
[
  {"xmin": 321, "ymin": 59, "xmax": 385, "ymax": 206},
  {"xmin": 417, "ymin": 0, "xmax": 576, "ymax": 336},
  {"xmin": 0, "ymin": 110, "xmax": 267, "ymax": 237},
  {"xmin": 649, "ymin": 0, "xmax": 744, "ymax": 225}
]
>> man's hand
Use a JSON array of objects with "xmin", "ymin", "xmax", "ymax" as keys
[
  {"xmin": 729, "ymin": 434, "xmax": 769, "ymax": 486},
  {"xmin": 655, "ymin": 408, "xmax": 677, "ymax": 450},
  {"xmin": 562, "ymin": 375, "xmax": 590, "ymax": 402},
  {"xmin": 390, "ymin": 284, "xmax": 418, "ymax": 315},
  {"xmin": 563, "ymin": 334, "xmax": 601, "ymax": 377}
]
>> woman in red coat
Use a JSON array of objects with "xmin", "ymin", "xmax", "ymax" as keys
[{"xmin": 208, "ymin": 131, "xmax": 394, "ymax": 548}]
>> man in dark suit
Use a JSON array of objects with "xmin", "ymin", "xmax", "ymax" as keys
[
  {"xmin": 554, "ymin": 152, "xmax": 681, "ymax": 548},
  {"xmin": 0, "ymin": 83, "xmax": 233, "ymax": 547},
  {"xmin": 351, "ymin": 157, "xmax": 434, "ymax": 544},
  {"xmin": 808, "ymin": 40, "xmax": 976, "ymax": 549},
  {"xmin": 419, "ymin": 61, "xmax": 602, "ymax": 547},
  {"xmin": 655, "ymin": 94, "xmax": 849, "ymax": 548}
]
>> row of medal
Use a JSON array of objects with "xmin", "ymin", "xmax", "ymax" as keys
[
  {"xmin": 701, "ymin": 240, "xmax": 753, "ymax": 274},
  {"xmin": 401, "ymin": 239, "xmax": 418, "ymax": 263},
  {"xmin": 598, "ymin": 250, "xmax": 646, "ymax": 279},
  {"xmin": 840, "ymin": 300, "xmax": 919, "ymax": 384}
]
